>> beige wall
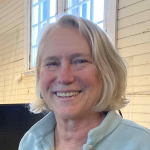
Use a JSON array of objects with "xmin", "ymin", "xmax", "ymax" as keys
[
  {"xmin": 0, "ymin": 0, "xmax": 150, "ymax": 128},
  {"xmin": 0, "ymin": 0, "xmax": 36, "ymax": 104},
  {"xmin": 118, "ymin": 0, "xmax": 150, "ymax": 129}
]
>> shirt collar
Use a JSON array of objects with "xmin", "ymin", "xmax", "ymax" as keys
[
  {"xmin": 30, "ymin": 112, "xmax": 56, "ymax": 149},
  {"xmin": 83, "ymin": 111, "xmax": 122, "ymax": 149},
  {"xmin": 31, "ymin": 111, "xmax": 122, "ymax": 150}
]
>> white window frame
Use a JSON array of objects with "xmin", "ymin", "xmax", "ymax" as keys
[
  {"xmin": 104, "ymin": 0, "xmax": 118, "ymax": 46},
  {"xmin": 23, "ymin": 0, "xmax": 118, "ymax": 76}
]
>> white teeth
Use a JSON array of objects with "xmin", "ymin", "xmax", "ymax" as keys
[
  {"xmin": 62, "ymin": 93, "xmax": 65, "ymax": 96},
  {"xmin": 56, "ymin": 91, "xmax": 80, "ymax": 97},
  {"xmin": 66, "ymin": 93, "xmax": 70, "ymax": 96}
]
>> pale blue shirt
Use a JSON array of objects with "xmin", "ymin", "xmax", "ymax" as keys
[{"xmin": 19, "ymin": 111, "xmax": 150, "ymax": 150}]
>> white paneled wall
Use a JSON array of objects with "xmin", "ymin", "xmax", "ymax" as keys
[
  {"xmin": 0, "ymin": 0, "xmax": 36, "ymax": 104},
  {"xmin": 118, "ymin": 0, "xmax": 150, "ymax": 129}
]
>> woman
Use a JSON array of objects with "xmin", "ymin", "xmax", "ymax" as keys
[{"xmin": 19, "ymin": 15, "xmax": 150, "ymax": 150}]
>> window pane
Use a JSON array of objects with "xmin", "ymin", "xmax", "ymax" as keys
[
  {"xmin": 50, "ymin": 0, "xmax": 57, "ymax": 17},
  {"xmin": 93, "ymin": 0, "xmax": 104, "ymax": 23},
  {"xmin": 69, "ymin": 7, "xmax": 78, "ymax": 16},
  {"xmin": 32, "ymin": 5, "xmax": 39, "ymax": 25},
  {"xmin": 32, "ymin": 26, "xmax": 38, "ymax": 46},
  {"xmin": 41, "ymin": 0, "xmax": 47, "ymax": 21},
  {"xmin": 50, "ymin": 17, "xmax": 56, "ymax": 23},
  {"xmin": 79, "ymin": 0, "xmax": 84, "ymax": 2},
  {"xmin": 68, "ymin": 0, "xmax": 78, "ymax": 8},
  {"xmin": 32, "ymin": 0, "xmax": 38, "ymax": 5},
  {"xmin": 31, "ymin": 47, "xmax": 37, "ymax": 67},
  {"xmin": 41, "ymin": 21, "xmax": 47, "ymax": 30},
  {"xmin": 97, "ymin": 22, "xmax": 103, "ymax": 30},
  {"xmin": 80, "ymin": 1, "xmax": 90, "ymax": 20}
]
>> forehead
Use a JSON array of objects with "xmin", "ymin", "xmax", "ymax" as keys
[{"xmin": 42, "ymin": 27, "xmax": 91, "ymax": 58}]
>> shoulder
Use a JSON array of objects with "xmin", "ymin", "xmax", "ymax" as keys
[
  {"xmin": 19, "ymin": 130, "xmax": 37, "ymax": 150},
  {"xmin": 121, "ymin": 118, "xmax": 150, "ymax": 137},
  {"xmin": 19, "ymin": 112, "xmax": 56, "ymax": 150},
  {"xmin": 118, "ymin": 118, "xmax": 150, "ymax": 148},
  {"xmin": 103, "ymin": 111, "xmax": 150, "ymax": 149}
]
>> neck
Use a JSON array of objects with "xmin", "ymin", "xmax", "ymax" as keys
[{"xmin": 54, "ymin": 112, "xmax": 106, "ymax": 150}]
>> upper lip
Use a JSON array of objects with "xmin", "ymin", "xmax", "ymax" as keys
[{"xmin": 53, "ymin": 90, "xmax": 81, "ymax": 93}]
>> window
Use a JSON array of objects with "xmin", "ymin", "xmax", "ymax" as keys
[
  {"xmin": 31, "ymin": 0, "xmax": 104, "ymax": 67},
  {"xmin": 67, "ymin": 0, "xmax": 104, "ymax": 29},
  {"xmin": 31, "ymin": 0, "xmax": 57, "ymax": 67},
  {"xmin": 23, "ymin": 0, "xmax": 118, "ymax": 75}
]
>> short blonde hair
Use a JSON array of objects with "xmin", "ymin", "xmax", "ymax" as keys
[{"xmin": 30, "ymin": 15, "xmax": 129, "ymax": 113}]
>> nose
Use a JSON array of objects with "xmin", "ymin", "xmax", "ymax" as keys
[{"xmin": 56, "ymin": 64, "xmax": 75, "ymax": 85}]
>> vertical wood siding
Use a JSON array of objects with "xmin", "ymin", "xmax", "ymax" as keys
[
  {"xmin": 118, "ymin": 0, "xmax": 150, "ymax": 129},
  {"xmin": 0, "ymin": 0, "xmax": 36, "ymax": 104}
]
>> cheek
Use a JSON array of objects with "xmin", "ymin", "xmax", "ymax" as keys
[
  {"xmin": 40, "ymin": 69, "xmax": 56, "ymax": 90},
  {"xmin": 79, "ymin": 66, "xmax": 100, "ymax": 87}
]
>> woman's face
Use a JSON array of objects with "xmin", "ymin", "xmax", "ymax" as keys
[{"xmin": 40, "ymin": 27, "xmax": 102, "ymax": 119}]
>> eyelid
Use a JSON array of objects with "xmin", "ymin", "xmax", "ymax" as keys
[
  {"xmin": 72, "ymin": 58, "xmax": 89, "ymax": 63},
  {"xmin": 75, "ymin": 59, "xmax": 87, "ymax": 63},
  {"xmin": 46, "ymin": 60, "xmax": 60, "ymax": 66}
]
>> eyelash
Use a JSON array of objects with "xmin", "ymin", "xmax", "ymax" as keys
[
  {"xmin": 46, "ymin": 62, "xmax": 59, "ymax": 66},
  {"xmin": 73, "ymin": 59, "xmax": 88, "ymax": 64}
]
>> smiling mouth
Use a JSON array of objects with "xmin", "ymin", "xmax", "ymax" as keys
[{"xmin": 55, "ymin": 91, "xmax": 81, "ymax": 97}]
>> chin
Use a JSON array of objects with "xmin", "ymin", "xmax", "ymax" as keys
[{"xmin": 54, "ymin": 108, "xmax": 81, "ymax": 120}]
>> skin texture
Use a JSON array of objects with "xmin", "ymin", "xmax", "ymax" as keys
[{"xmin": 40, "ymin": 27, "xmax": 105, "ymax": 150}]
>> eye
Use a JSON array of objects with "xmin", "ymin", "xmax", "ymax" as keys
[
  {"xmin": 46, "ymin": 61, "xmax": 60, "ymax": 70},
  {"xmin": 74, "ymin": 59, "xmax": 88, "ymax": 64},
  {"xmin": 72, "ymin": 59, "xmax": 90, "ymax": 69},
  {"xmin": 46, "ymin": 62, "xmax": 59, "ymax": 66}
]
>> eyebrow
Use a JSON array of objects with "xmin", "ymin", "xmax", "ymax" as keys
[
  {"xmin": 43, "ymin": 53, "xmax": 91, "ymax": 61},
  {"xmin": 69, "ymin": 53, "xmax": 91, "ymax": 59},
  {"xmin": 43, "ymin": 56, "xmax": 60, "ymax": 61}
]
